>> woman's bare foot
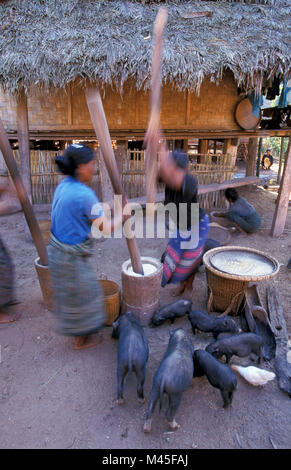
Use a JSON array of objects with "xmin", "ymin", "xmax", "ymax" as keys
[
  {"xmin": 170, "ymin": 282, "xmax": 186, "ymax": 297},
  {"xmin": 0, "ymin": 311, "xmax": 21, "ymax": 324},
  {"xmin": 73, "ymin": 334, "xmax": 103, "ymax": 350}
]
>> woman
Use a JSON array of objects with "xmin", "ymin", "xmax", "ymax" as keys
[
  {"xmin": 0, "ymin": 180, "xmax": 20, "ymax": 323},
  {"xmin": 158, "ymin": 149, "xmax": 209, "ymax": 297},
  {"xmin": 48, "ymin": 144, "xmax": 123, "ymax": 350},
  {"xmin": 223, "ymin": 188, "xmax": 261, "ymax": 234}
]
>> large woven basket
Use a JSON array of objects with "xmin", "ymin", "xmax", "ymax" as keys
[
  {"xmin": 203, "ymin": 246, "xmax": 279, "ymax": 316},
  {"xmin": 98, "ymin": 280, "xmax": 121, "ymax": 326}
]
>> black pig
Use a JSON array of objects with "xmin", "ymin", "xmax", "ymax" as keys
[
  {"xmin": 151, "ymin": 300, "xmax": 192, "ymax": 327},
  {"xmin": 193, "ymin": 349, "xmax": 237, "ymax": 408},
  {"xmin": 112, "ymin": 312, "xmax": 149, "ymax": 405},
  {"xmin": 143, "ymin": 329, "xmax": 194, "ymax": 433},
  {"xmin": 189, "ymin": 310, "xmax": 240, "ymax": 339},
  {"xmin": 206, "ymin": 333, "xmax": 263, "ymax": 364}
]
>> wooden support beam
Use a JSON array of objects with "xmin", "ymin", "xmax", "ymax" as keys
[
  {"xmin": 277, "ymin": 137, "xmax": 285, "ymax": 185},
  {"xmin": 271, "ymin": 136, "xmax": 291, "ymax": 237},
  {"xmin": 246, "ymin": 137, "xmax": 258, "ymax": 176},
  {"xmin": 16, "ymin": 89, "xmax": 31, "ymax": 199}
]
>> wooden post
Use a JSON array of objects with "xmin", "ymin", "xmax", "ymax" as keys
[
  {"xmin": 0, "ymin": 117, "xmax": 48, "ymax": 266},
  {"xmin": 85, "ymin": 87, "xmax": 144, "ymax": 275},
  {"xmin": 16, "ymin": 89, "xmax": 31, "ymax": 200},
  {"xmin": 223, "ymin": 138, "xmax": 238, "ymax": 167},
  {"xmin": 246, "ymin": 137, "xmax": 258, "ymax": 177},
  {"xmin": 198, "ymin": 139, "xmax": 208, "ymax": 163},
  {"xmin": 271, "ymin": 136, "xmax": 291, "ymax": 237},
  {"xmin": 256, "ymin": 137, "xmax": 262, "ymax": 177},
  {"xmin": 277, "ymin": 137, "xmax": 284, "ymax": 185}
]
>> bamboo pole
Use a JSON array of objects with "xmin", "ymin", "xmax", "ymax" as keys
[
  {"xmin": 85, "ymin": 87, "xmax": 144, "ymax": 275},
  {"xmin": 0, "ymin": 117, "xmax": 48, "ymax": 266}
]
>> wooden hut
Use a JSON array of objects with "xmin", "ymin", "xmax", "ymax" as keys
[{"xmin": 0, "ymin": 0, "xmax": 290, "ymax": 230}]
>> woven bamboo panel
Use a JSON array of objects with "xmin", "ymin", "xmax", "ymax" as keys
[
  {"xmin": 13, "ymin": 149, "xmax": 102, "ymax": 204},
  {"xmin": 0, "ymin": 72, "xmax": 239, "ymax": 131}
]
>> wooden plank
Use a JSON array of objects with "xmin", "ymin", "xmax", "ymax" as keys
[
  {"xmin": 267, "ymin": 285, "xmax": 291, "ymax": 397},
  {"xmin": 270, "ymin": 136, "xmax": 291, "ymax": 237},
  {"xmin": 129, "ymin": 176, "xmax": 260, "ymax": 207}
]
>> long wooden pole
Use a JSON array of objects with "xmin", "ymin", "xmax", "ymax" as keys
[
  {"xmin": 271, "ymin": 136, "xmax": 291, "ymax": 237},
  {"xmin": 0, "ymin": 117, "xmax": 48, "ymax": 265},
  {"xmin": 16, "ymin": 89, "xmax": 32, "ymax": 200},
  {"xmin": 145, "ymin": 7, "xmax": 168, "ymax": 211},
  {"xmin": 85, "ymin": 87, "xmax": 144, "ymax": 275}
]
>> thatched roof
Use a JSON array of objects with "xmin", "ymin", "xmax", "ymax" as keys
[{"xmin": 0, "ymin": 0, "xmax": 290, "ymax": 94}]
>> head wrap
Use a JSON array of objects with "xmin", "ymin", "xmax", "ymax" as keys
[
  {"xmin": 171, "ymin": 150, "xmax": 189, "ymax": 169},
  {"xmin": 55, "ymin": 144, "xmax": 95, "ymax": 176}
]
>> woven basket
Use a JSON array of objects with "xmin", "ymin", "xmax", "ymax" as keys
[
  {"xmin": 203, "ymin": 246, "xmax": 279, "ymax": 316},
  {"xmin": 99, "ymin": 280, "xmax": 121, "ymax": 326}
]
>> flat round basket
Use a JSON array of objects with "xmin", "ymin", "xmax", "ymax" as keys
[
  {"xmin": 203, "ymin": 246, "xmax": 279, "ymax": 315},
  {"xmin": 204, "ymin": 246, "xmax": 279, "ymax": 281},
  {"xmin": 235, "ymin": 97, "xmax": 261, "ymax": 130}
]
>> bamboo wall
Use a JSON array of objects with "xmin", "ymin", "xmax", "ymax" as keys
[
  {"xmin": 0, "ymin": 71, "xmax": 240, "ymax": 134},
  {"xmin": 11, "ymin": 149, "xmax": 235, "ymax": 207}
]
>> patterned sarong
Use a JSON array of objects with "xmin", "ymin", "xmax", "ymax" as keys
[
  {"xmin": 162, "ymin": 211, "xmax": 209, "ymax": 286},
  {"xmin": 0, "ymin": 236, "xmax": 14, "ymax": 308},
  {"xmin": 47, "ymin": 234, "xmax": 105, "ymax": 337}
]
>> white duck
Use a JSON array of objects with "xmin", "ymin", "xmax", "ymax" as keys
[{"xmin": 231, "ymin": 365, "xmax": 276, "ymax": 386}]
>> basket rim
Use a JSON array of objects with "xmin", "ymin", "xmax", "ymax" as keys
[
  {"xmin": 98, "ymin": 279, "xmax": 121, "ymax": 298},
  {"xmin": 203, "ymin": 245, "xmax": 280, "ymax": 282}
]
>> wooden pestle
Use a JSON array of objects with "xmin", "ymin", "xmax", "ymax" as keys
[
  {"xmin": 145, "ymin": 7, "xmax": 168, "ymax": 213},
  {"xmin": 0, "ymin": 117, "xmax": 48, "ymax": 266},
  {"xmin": 85, "ymin": 87, "xmax": 144, "ymax": 275}
]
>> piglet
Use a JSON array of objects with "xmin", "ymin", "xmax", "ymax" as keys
[
  {"xmin": 193, "ymin": 349, "xmax": 237, "ymax": 408},
  {"xmin": 143, "ymin": 329, "xmax": 194, "ymax": 433},
  {"xmin": 189, "ymin": 310, "xmax": 240, "ymax": 339},
  {"xmin": 206, "ymin": 332, "xmax": 263, "ymax": 364},
  {"xmin": 112, "ymin": 312, "xmax": 149, "ymax": 405},
  {"xmin": 151, "ymin": 299, "xmax": 192, "ymax": 327}
]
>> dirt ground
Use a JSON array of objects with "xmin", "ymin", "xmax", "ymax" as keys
[{"xmin": 0, "ymin": 181, "xmax": 290, "ymax": 450}]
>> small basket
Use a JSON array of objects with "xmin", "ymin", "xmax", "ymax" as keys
[{"xmin": 98, "ymin": 279, "xmax": 121, "ymax": 326}]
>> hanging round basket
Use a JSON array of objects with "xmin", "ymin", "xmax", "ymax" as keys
[{"xmin": 235, "ymin": 97, "xmax": 262, "ymax": 130}]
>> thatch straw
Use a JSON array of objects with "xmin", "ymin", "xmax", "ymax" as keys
[{"xmin": 0, "ymin": 0, "xmax": 290, "ymax": 95}]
